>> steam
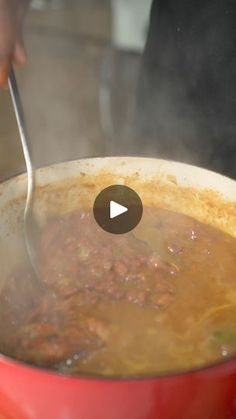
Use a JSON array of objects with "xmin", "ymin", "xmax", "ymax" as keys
[
  {"xmin": 131, "ymin": 0, "xmax": 236, "ymax": 179},
  {"xmin": 10, "ymin": 0, "xmax": 236, "ymax": 180}
]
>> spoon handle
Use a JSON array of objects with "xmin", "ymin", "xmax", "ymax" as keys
[
  {"xmin": 8, "ymin": 68, "xmax": 35, "ymax": 196},
  {"xmin": 8, "ymin": 69, "xmax": 40, "ymax": 283}
]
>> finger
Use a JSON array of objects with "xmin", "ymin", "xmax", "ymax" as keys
[
  {"xmin": 13, "ymin": 39, "xmax": 27, "ymax": 65},
  {"xmin": 0, "ymin": 3, "xmax": 15, "ymax": 86},
  {"xmin": 0, "ymin": 47, "xmax": 14, "ymax": 86},
  {"xmin": 0, "ymin": 60, "xmax": 11, "ymax": 87}
]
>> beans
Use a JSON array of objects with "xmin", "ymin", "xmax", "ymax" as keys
[{"xmin": 36, "ymin": 210, "xmax": 178, "ymax": 310}]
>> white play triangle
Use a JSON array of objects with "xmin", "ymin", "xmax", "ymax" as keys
[{"xmin": 110, "ymin": 201, "xmax": 128, "ymax": 219}]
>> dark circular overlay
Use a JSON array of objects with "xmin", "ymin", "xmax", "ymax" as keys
[{"xmin": 93, "ymin": 185, "xmax": 143, "ymax": 235}]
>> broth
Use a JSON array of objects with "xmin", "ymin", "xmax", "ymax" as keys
[{"xmin": 0, "ymin": 206, "xmax": 236, "ymax": 377}]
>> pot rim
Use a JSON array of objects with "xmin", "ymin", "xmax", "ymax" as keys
[{"xmin": 1, "ymin": 348, "xmax": 236, "ymax": 383}]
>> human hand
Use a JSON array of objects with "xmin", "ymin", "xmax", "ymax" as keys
[{"xmin": 0, "ymin": 0, "xmax": 30, "ymax": 87}]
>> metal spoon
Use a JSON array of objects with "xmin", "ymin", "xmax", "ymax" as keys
[{"xmin": 8, "ymin": 68, "xmax": 40, "ymax": 282}]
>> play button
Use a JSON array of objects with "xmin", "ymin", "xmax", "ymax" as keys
[
  {"xmin": 110, "ymin": 201, "xmax": 128, "ymax": 219},
  {"xmin": 93, "ymin": 185, "xmax": 143, "ymax": 234}
]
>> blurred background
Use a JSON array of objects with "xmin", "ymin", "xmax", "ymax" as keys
[{"xmin": 0, "ymin": 0, "xmax": 152, "ymax": 180}]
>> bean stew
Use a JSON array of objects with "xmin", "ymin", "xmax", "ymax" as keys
[{"xmin": 0, "ymin": 206, "xmax": 236, "ymax": 377}]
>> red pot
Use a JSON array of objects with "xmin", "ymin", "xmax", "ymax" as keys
[
  {"xmin": 0, "ymin": 157, "xmax": 235, "ymax": 419},
  {"xmin": 0, "ymin": 356, "xmax": 236, "ymax": 419}
]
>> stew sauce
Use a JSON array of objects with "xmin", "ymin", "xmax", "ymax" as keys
[{"xmin": 0, "ymin": 207, "xmax": 236, "ymax": 377}]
